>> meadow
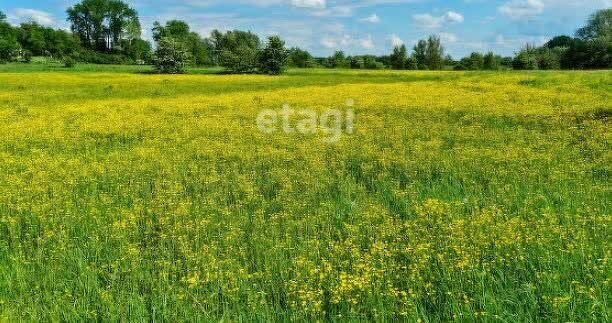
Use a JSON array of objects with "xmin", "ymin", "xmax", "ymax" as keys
[{"xmin": 0, "ymin": 67, "xmax": 610, "ymax": 321}]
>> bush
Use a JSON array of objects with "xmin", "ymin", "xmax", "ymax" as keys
[
  {"xmin": 77, "ymin": 50, "xmax": 129, "ymax": 64},
  {"xmin": 22, "ymin": 50, "xmax": 33, "ymax": 63},
  {"xmin": 153, "ymin": 37, "xmax": 191, "ymax": 74},
  {"xmin": 0, "ymin": 39, "xmax": 20, "ymax": 63},
  {"xmin": 63, "ymin": 56, "xmax": 76, "ymax": 68}
]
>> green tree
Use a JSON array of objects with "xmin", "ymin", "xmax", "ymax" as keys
[
  {"xmin": 153, "ymin": 21, "xmax": 211, "ymax": 66},
  {"xmin": 535, "ymin": 48, "xmax": 560, "ymax": 70},
  {"xmin": 513, "ymin": 45, "xmax": 539, "ymax": 70},
  {"xmin": 16, "ymin": 22, "xmax": 81, "ymax": 58},
  {"xmin": 483, "ymin": 52, "xmax": 499, "ymax": 70},
  {"xmin": 123, "ymin": 38, "xmax": 152, "ymax": 63},
  {"xmin": 17, "ymin": 22, "xmax": 47, "ymax": 56},
  {"xmin": 576, "ymin": 9, "xmax": 612, "ymax": 41},
  {"xmin": 406, "ymin": 56, "xmax": 418, "ymax": 70},
  {"xmin": 443, "ymin": 55, "xmax": 456, "ymax": 69},
  {"xmin": 153, "ymin": 37, "xmax": 191, "ymax": 74},
  {"xmin": 425, "ymin": 35, "xmax": 444, "ymax": 70},
  {"xmin": 67, "ymin": 0, "xmax": 141, "ymax": 52},
  {"xmin": 0, "ymin": 13, "xmax": 20, "ymax": 62},
  {"xmin": 328, "ymin": 51, "xmax": 349, "ymax": 68},
  {"xmin": 0, "ymin": 10, "xmax": 6, "ymax": 22},
  {"xmin": 211, "ymin": 30, "xmax": 261, "ymax": 73},
  {"xmin": 413, "ymin": 40, "xmax": 427, "ymax": 69},
  {"xmin": 389, "ymin": 44, "xmax": 407, "ymax": 70},
  {"xmin": 287, "ymin": 47, "xmax": 314, "ymax": 68},
  {"xmin": 259, "ymin": 36, "xmax": 288, "ymax": 75},
  {"xmin": 546, "ymin": 35, "xmax": 574, "ymax": 49}
]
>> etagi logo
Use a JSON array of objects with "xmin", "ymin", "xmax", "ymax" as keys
[{"xmin": 256, "ymin": 99, "xmax": 355, "ymax": 144}]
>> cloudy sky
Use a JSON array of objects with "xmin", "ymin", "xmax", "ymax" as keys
[{"xmin": 2, "ymin": 0, "xmax": 611, "ymax": 57}]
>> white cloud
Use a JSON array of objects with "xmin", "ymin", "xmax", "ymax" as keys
[
  {"xmin": 413, "ymin": 11, "xmax": 464, "ymax": 29},
  {"xmin": 498, "ymin": 0, "xmax": 545, "ymax": 20},
  {"xmin": 359, "ymin": 35, "xmax": 375, "ymax": 49},
  {"xmin": 320, "ymin": 36, "xmax": 337, "ymax": 48},
  {"xmin": 445, "ymin": 11, "xmax": 464, "ymax": 23},
  {"xmin": 360, "ymin": 13, "xmax": 380, "ymax": 23},
  {"xmin": 291, "ymin": 0, "xmax": 326, "ymax": 9},
  {"xmin": 438, "ymin": 32, "xmax": 458, "ymax": 43},
  {"xmin": 388, "ymin": 34, "xmax": 404, "ymax": 47},
  {"xmin": 311, "ymin": 5, "xmax": 352, "ymax": 17},
  {"xmin": 12, "ymin": 8, "xmax": 55, "ymax": 26}
]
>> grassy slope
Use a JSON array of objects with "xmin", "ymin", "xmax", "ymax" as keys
[{"xmin": 0, "ymin": 67, "xmax": 610, "ymax": 321}]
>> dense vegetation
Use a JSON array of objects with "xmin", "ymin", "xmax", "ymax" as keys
[
  {"xmin": 1, "ymin": 3, "xmax": 611, "ymax": 73},
  {"xmin": 0, "ymin": 68, "xmax": 609, "ymax": 321}
]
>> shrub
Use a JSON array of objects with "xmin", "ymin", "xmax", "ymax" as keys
[
  {"xmin": 63, "ymin": 56, "xmax": 76, "ymax": 68},
  {"xmin": 22, "ymin": 50, "xmax": 33, "ymax": 63},
  {"xmin": 77, "ymin": 50, "xmax": 129, "ymax": 64}
]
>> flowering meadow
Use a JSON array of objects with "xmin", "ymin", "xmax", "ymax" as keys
[{"xmin": 0, "ymin": 69, "xmax": 610, "ymax": 321}]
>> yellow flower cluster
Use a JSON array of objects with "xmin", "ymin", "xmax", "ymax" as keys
[{"xmin": 0, "ymin": 69, "xmax": 609, "ymax": 321}]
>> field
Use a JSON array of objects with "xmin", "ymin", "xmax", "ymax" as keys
[{"xmin": 0, "ymin": 67, "xmax": 610, "ymax": 321}]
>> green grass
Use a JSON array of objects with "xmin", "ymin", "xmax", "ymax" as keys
[{"xmin": 0, "ymin": 66, "xmax": 610, "ymax": 321}]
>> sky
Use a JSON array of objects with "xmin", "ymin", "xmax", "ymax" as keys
[{"xmin": 2, "ymin": 0, "xmax": 611, "ymax": 57}]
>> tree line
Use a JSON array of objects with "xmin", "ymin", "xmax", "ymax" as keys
[{"xmin": 0, "ymin": 1, "xmax": 610, "ymax": 74}]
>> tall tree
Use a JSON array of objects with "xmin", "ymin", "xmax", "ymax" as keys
[
  {"xmin": 576, "ymin": 9, "xmax": 612, "ymax": 41},
  {"xmin": 0, "ymin": 11, "xmax": 19, "ymax": 62},
  {"xmin": 153, "ymin": 20, "xmax": 211, "ymax": 66},
  {"xmin": 425, "ymin": 35, "xmax": 444, "ymax": 70},
  {"xmin": 389, "ymin": 44, "xmax": 407, "ymax": 70},
  {"xmin": 483, "ymin": 52, "xmax": 500, "ymax": 70},
  {"xmin": 259, "ymin": 36, "xmax": 288, "ymax": 75},
  {"xmin": 153, "ymin": 37, "xmax": 190, "ymax": 74},
  {"xmin": 67, "ymin": 0, "xmax": 141, "ymax": 52},
  {"xmin": 413, "ymin": 40, "xmax": 427, "ymax": 70},
  {"xmin": 211, "ymin": 29, "xmax": 261, "ymax": 73}
]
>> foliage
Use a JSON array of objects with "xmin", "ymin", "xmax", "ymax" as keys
[
  {"xmin": 211, "ymin": 29, "xmax": 261, "ymax": 73},
  {"xmin": 122, "ymin": 38, "xmax": 152, "ymax": 64},
  {"xmin": 67, "ymin": 0, "xmax": 141, "ymax": 52},
  {"xmin": 545, "ymin": 35, "xmax": 574, "ymax": 49},
  {"xmin": 16, "ymin": 22, "xmax": 80, "ymax": 58},
  {"xmin": 349, "ymin": 55, "xmax": 384, "ymax": 70},
  {"xmin": 0, "ymin": 19, "xmax": 19, "ymax": 63},
  {"xmin": 512, "ymin": 45, "xmax": 539, "ymax": 70},
  {"xmin": 483, "ymin": 52, "xmax": 500, "ymax": 70},
  {"xmin": 513, "ymin": 9, "xmax": 612, "ymax": 70},
  {"xmin": 413, "ymin": 39, "xmax": 427, "ymax": 70},
  {"xmin": 576, "ymin": 9, "xmax": 612, "ymax": 41},
  {"xmin": 153, "ymin": 20, "xmax": 212, "ymax": 66},
  {"xmin": 153, "ymin": 37, "xmax": 191, "ymax": 74},
  {"xmin": 327, "ymin": 51, "xmax": 350, "ymax": 68},
  {"xmin": 287, "ymin": 47, "xmax": 314, "ymax": 68},
  {"xmin": 63, "ymin": 56, "xmax": 76, "ymax": 68},
  {"xmin": 76, "ymin": 50, "xmax": 129, "ymax": 64},
  {"xmin": 0, "ymin": 69, "xmax": 609, "ymax": 321},
  {"xmin": 258, "ymin": 36, "xmax": 288, "ymax": 75},
  {"xmin": 425, "ymin": 35, "xmax": 444, "ymax": 70},
  {"xmin": 389, "ymin": 45, "xmax": 407, "ymax": 70}
]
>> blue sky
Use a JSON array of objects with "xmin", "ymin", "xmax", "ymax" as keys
[{"xmin": 2, "ymin": 0, "xmax": 611, "ymax": 57}]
